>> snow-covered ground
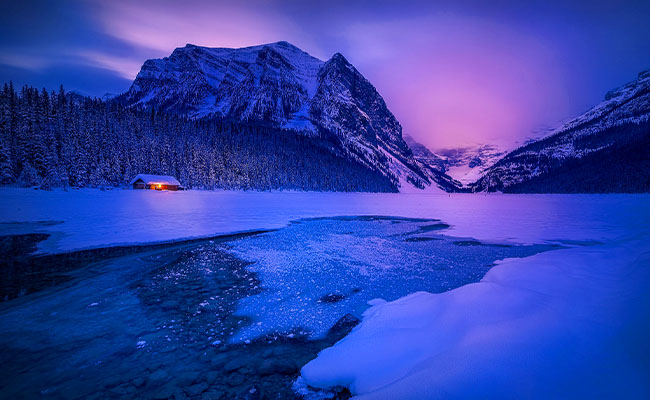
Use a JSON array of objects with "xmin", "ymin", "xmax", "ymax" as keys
[
  {"xmin": 302, "ymin": 236, "xmax": 650, "ymax": 398},
  {"xmin": 298, "ymin": 201, "xmax": 650, "ymax": 398},
  {"xmin": 445, "ymin": 163, "xmax": 485, "ymax": 186},
  {"xmin": 1, "ymin": 188, "xmax": 649, "ymax": 398}
]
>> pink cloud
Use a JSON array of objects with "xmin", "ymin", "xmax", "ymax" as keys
[{"xmin": 76, "ymin": 51, "xmax": 145, "ymax": 80}]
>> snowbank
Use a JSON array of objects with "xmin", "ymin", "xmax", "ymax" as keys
[{"xmin": 301, "ymin": 235, "xmax": 650, "ymax": 398}]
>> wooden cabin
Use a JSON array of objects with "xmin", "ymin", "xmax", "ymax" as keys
[{"xmin": 130, "ymin": 174, "xmax": 181, "ymax": 191}]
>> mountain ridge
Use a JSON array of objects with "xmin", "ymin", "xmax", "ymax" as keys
[
  {"xmin": 473, "ymin": 69, "xmax": 650, "ymax": 192},
  {"xmin": 118, "ymin": 41, "xmax": 458, "ymax": 192}
]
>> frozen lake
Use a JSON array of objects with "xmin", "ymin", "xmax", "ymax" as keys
[
  {"xmin": 0, "ymin": 188, "xmax": 646, "ymax": 253},
  {"xmin": 0, "ymin": 189, "xmax": 648, "ymax": 399},
  {"xmin": 228, "ymin": 216, "xmax": 558, "ymax": 341}
]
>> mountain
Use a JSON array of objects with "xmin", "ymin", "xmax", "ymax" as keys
[
  {"xmin": 403, "ymin": 135, "xmax": 446, "ymax": 171},
  {"xmin": 474, "ymin": 70, "xmax": 650, "ymax": 193},
  {"xmin": 119, "ymin": 41, "xmax": 458, "ymax": 192},
  {"xmin": 0, "ymin": 84, "xmax": 397, "ymax": 192},
  {"xmin": 403, "ymin": 135, "xmax": 504, "ymax": 187},
  {"xmin": 435, "ymin": 144, "xmax": 505, "ymax": 186},
  {"xmin": 403, "ymin": 135, "xmax": 462, "ymax": 190}
]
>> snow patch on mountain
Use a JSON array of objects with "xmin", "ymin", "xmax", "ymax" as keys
[
  {"xmin": 120, "ymin": 42, "xmax": 459, "ymax": 192},
  {"xmin": 436, "ymin": 145, "xmax": 505, "ymax": 186}
]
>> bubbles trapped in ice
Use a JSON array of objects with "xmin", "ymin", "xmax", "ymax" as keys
[{"xmin": 227, "ymin": 216, "xmax": 553, "ymax": 342}]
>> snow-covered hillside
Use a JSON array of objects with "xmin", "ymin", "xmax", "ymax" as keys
[
  {"xmin": 119, "ymin": 41, "xmax": 457, "ymax": 192},
  {"xmin": 436, "ymin": 144, "xmax": 505, "ymax": 186},
  {"xmin": 404, "ymin": 136, "xmax": 503, "ymax": 187},
  {"xmin": 402, "ymin": 135, "xmax": 447, "ymax": 172},
  {"xmin": 474, "ymin": 70, "xmax": 650, "ymax": 192}
]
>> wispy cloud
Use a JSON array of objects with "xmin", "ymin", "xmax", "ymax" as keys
[
  {"xmin": 93, "ymin": 0, "xmax": 302, "ymax": 54},
  {"xmin": 76, "ymin": 51, "xmax": 144, "ymax": 80},
  {"xmin": 2, "ymin": 0, "xmax": 649, "ymax": 148},
  {"xmin": 0, "ymin": 53, "xmax": 53, "ymax": 71},
  {"xmin": 0, "ymin": 48, "xmax": 143, "ymax": 81}
]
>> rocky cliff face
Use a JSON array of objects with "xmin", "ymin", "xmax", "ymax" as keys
[{"xmin": 120, "ymin": 41, "xmax": 459, "ymax": 192}]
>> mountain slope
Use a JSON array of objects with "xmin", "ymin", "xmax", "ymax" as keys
[
  {"xmin": 119, "ymin": 41, "xmax": 458, "ymax": 192},
  {"xmin": 474, "ymin": 70, "xmax": 650, "ymax": 192},
  {"xmin": 436, "ymin": 144, "xmax": 505, "ymax": 186},
  {"xmin": 403, "ymin": 135, "xmax": 447, "ymax": 171},
  {"xmin": 403, "ymin": 135, "xmax": 462, "ymax": 191},
  {"xmin": 0, "ymin": 84, "xmax": 398, "ymax": 192},
  {"xmin": 403, "ymin": 135, "xmax": 504, "ymax": 189}
]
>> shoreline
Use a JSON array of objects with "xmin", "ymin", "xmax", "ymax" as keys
[{"xmin": 0, "ymin": 229, "xmax": 275, "ymax": 302}]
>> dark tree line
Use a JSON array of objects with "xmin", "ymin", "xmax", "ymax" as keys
[
  {"xmin": 505, "ymin": 120, "xmax": 650, "ymax": 193},
  {"xmin": 0, "ymin": 83, "xmax": 396, "ymax": 192}
]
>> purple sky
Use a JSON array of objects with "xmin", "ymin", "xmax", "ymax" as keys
[{"xmin": 1, "ymin": 0, "xmax": 649, "ymax": 149}]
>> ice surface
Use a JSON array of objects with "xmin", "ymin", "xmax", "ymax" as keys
[
  {"xmin": 0, "ymin": 240, "xmax": 312, "ymax": 398},
  {"xmin": 1, "ymin": 188, "xmax": 649, "ymax": 398},
  {"xmin": 227, "ymin": 217, "xmax": 555, "ymax": 341}
]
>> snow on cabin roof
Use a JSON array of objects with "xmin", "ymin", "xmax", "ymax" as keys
[{"xmin": 130, "ymin": 174, "xmax": 181, "ymax": 186}]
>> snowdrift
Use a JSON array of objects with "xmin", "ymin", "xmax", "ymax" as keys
[{"xmin": 301, "ymin": 236, "xmax": 650, "ymax": 398}]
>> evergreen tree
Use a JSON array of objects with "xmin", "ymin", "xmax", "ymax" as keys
[
  {"xmin": 0, "ymin": 138, "xmax": 13, "ymax": 184},
  {"xmin": 0, "ymin": 83, "xmax": 397, "ymax": 192}
]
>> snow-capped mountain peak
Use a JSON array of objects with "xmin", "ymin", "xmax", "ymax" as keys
[
  {"xmin": 436, "ymin": 144, "xmax": 505, "ymax": 186},
  {"xmin": 120, "ymin": 42, "xmax": 459, "ymax": 192}
]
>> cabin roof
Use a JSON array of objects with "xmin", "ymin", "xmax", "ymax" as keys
[{"xmin": 130, "ymin": 174, "xmax": 181, "ymax": 186}]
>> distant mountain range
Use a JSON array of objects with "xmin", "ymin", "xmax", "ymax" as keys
[
  {"xmin": 403, "ymin": 136, "xmax": 503, "ymax": 187},
  {"xmin": 4, "ymin": 41, "xmax": 645, "ymax": 193},
  {"xmin": 118, "ymin": 41, "xmax": 458, "ymax": 192},
  {"xmin": 435, "ymin": 144, "xmax": 505, "ymax": 186},
  {"xmin": 473, "ymin": 70, "xmax": 650, "ymax": 193},
  {"xmin": 120, "ymin": 41, "xmax": 649, "ymax": 193}
]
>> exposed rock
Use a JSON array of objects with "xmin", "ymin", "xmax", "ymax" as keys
[
  {"xmin": 184, "ymin": 382, "xmax": 209, "ymax": 396},
  {"xmin": 148, "ymin": 369, "xmax": 169, "ymax": 385},
  {"xmin": 131, "ymin": 377, "xmax": 146, "ymax": 388},
  {"xmin": 175, "ymin": 370, "xmax": 201, "ymax": 387},
  {"xmin": 160, "ymin": 300, "xmax": 180, "ymax": 310},
  {"xmin": 256, "ymin": 358, "xmax": 298, "ymax": 376},
  {"xmin": 327, "ymin": 313, "xmax": 361, "ymax": 340},
  {"xmin": 204, "ymin": 370, "xmax": 219, "ymax": 385},
  {"xmin": 226, "ymin": 373, "xmax": 245, "ymax": 387},
  {"xmin": 223, "ymin": 358, "xmax": 245, "ymax": 373},
  {"xmin": 319, "ymin": 293, "xmax": 346, "ymax": 303},
  {"xmin": 210, "ymin": 352, "xmax": 230, "ymax": 368},
  {"xmin": 108, "ymin": 384, "xmax": 136, "ymax": 396}
]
